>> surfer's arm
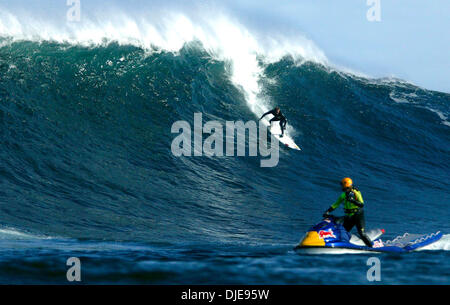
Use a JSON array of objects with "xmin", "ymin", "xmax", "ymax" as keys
[{"xmin": 259, "ymin": 110, "xmax": 274, "ymax": 120}]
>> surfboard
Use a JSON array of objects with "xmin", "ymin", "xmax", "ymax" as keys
[{"xmin": 261, "ymin": 119, "xmax": 301, "ymax": 151}]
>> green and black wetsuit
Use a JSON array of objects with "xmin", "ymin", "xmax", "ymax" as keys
[{"xmin": 325, "ymin": 188, "xmax": 373, "ymax": 247}]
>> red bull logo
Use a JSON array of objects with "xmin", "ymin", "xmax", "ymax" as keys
[
  {"xmin": 318, "ymin": 229, "xmax": 336, "ymax": 239},
  {"xmin": 373, "ymin": 240, "xmax": 384, "ymax": 248}
]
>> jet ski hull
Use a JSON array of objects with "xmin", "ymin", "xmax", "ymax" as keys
[{"xmin": 295, "ymin": 216, "xmax": 443, "ymax": 254}]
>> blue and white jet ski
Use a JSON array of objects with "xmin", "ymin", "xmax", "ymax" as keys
[{"xmin": 294, "ymin": 215, "xmax": 443, "ymax": 254}]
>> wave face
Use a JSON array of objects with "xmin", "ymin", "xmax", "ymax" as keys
[{"xmin": 0, "ymin": 11, "xmax": 449, "ymax": 284}]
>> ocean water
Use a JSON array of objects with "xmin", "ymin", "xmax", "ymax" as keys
[{"xmin": 0, "ymin": 11, "xmax": 449, "ymax": 284}]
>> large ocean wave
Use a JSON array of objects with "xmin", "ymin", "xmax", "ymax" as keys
[
  {"xmin": 0, "ymin": 5, "xmax": 449, "ymax": 285},
  {"xmin": 0, "ymin": 5, "xmax": 448, "ymax": 241}
]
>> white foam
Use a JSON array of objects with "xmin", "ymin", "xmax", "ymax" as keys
[
  {"xmin": 389, "ymin": 92, "xmax": 412, "ymax": 104},
  {"xmin": 424, "ymin": 107, "xmax": 450, "ymax": 127},
  {"xmin": 0, "ymin": 227, "xmax": 49, "ymax": 240},
  {"xmin": 388, "ymin": 90, "xmax": 449, "ymax": 127},
  {"xmin": 417, "ymin": 234, "xmax": 450, "ymax": 251},
  {"xmin": 0, "ymin": 7, "xmax": 328, "ymax": 138}
]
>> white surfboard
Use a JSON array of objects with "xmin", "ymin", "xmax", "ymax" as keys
[{"xmin": 261, "ymin": 119, "xmax": 301, "ymax": 151}]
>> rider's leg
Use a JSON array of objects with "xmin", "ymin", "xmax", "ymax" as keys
[
  {"xmin": 355, "ymin": 210, "xmax": 373, "ymax": 247},
  {"xmin": 343, "ymin": 215, "xmax": 355, "ymax": 232}
]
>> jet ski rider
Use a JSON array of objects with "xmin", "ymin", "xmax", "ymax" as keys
[
  {"xmin": 323, "ymin": 178, "xmax": 373, "ymax": 248},
  {"xmin": 259, "ymin": 107, "xmax": 287, "ymax": 137}
]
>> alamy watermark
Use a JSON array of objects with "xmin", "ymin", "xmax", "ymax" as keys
[
  {"xmin": 367, "ymin": 0, "xmax": 381, "ymax": 22},
  {"xmin": 67, "ymin": 0, "xmax": 81, "ymax": 22},
  {"xmin": 66, "ymin": 257, "xmax": 81, "ymax": 282},
  {"xmin": 366, "ymin": 257, "xmax": 381, "ymax": 281},
  {"xmin": 171, "ymin": 113, "xmax": 280, "ymax": 167}
]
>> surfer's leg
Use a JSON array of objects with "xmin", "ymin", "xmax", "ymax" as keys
[
  {"xmin": 355, "ymin": 211, "xmax": 372, "ymax": 247},
  {"xmin": 269, "ymin": 117, "xmax": 281, "ymax": 135},
  {"xmin": 269, "ymin": 117, "xmax": 276, "ymax": 127},
  {"xmin": 280, "ymin": 118, "xmax": 287, "ymax": 136},
  {"xmin": 270, "ymin": 117, "xmax": 280, "ymax": 124}
]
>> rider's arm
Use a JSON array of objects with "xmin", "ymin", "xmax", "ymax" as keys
[
  {"xmin": 347, "ymin": 190, "xmax": 364, "ymax": 208},
  {"xmin": 331, "ymin": 193, "xmax": 345, "ymax": 210},
  {"xmin": 324, "ymin": 193, "xmax": 345, "ymax": 216},
  {"xmin": 353, "ymin": 191, "xmax": 364, "ymax": 207}
]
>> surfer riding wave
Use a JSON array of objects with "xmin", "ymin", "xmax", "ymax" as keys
[{"xmin": 259, "ymin": 107, "xmax": 287, "ymax": 137}]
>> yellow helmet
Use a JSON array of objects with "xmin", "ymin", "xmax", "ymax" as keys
[{"xmin": 341, "ymin": 177, "xmax": 353, "ymax": 188}]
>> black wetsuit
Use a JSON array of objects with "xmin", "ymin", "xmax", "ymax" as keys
[
  {"xmin": 343, "ymin": 209, "xmax": 373, "ymax": 247},
  {"xmin": 260, "ymin": 109, "xmax": 287, "ymax": 135}
]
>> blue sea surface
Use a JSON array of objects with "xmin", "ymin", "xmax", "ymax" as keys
[{"xmin": 0, "ymin": 41, "xmax": 449, "ymax": 284}]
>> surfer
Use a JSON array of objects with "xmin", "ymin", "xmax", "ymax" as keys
[
  {"xmin": 259, "ymin": 107, "xmax": 287, "ymax": 137},
  {"xmin": 323, "ymin": 178, "xmax": 373, "ymax": 247}
]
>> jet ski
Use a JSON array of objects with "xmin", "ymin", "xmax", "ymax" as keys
[{"xmin": 294, "ymin": 215, "xmax": 443, "ymax": 254}]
